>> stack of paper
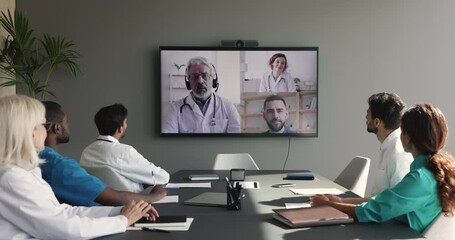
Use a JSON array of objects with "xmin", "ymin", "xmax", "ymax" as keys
[
  {"xmin": 165, "ymin": 182, "xmax": 211, "ymax": 188},
  {"xmin": 289, "ymin": 188, "xmax": 344, "ymax": 196},
  {"xmin": 127, "ymin": 218, "xmax": 194, "ymax": 232}
]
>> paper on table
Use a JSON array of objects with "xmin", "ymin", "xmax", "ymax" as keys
[
  {"xmin": 127, "ymin": 218, "xmax": 194, "ymax": 231},
  {"xmin": 289, "ymin": 188, "xmax": 344, "ymax": 196},
  {"xmin": 285, "ymin": 202, "xmax": 311, "ymax": 209},
  {"xmin": 165, "ymin": 182, "xmax": 211, "ymax": 188},
  {"xmin": 233, "ymin": 181, "xmax": 260, "ymax": 189},
  {"xmin": 153, "ymin": 195, "xmax": 179, "ymax": 204}
]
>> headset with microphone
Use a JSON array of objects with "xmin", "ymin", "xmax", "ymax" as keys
[{"xmin": 184, "ymin": 64, "xmax": 219, "ymax": 91}]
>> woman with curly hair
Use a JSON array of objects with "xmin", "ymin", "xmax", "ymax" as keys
[{"xmin": 311, "ymin": 103, "xmax": 455, "ymax": 233}]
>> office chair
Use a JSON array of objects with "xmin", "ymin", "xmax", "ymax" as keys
[
  {"xmin": 334, "ymin": 156, "xmax": 370, "ymax": 197},
  {"xmin": 213, "ymin": 153, "xmax": 260, "ymax": 170},
  {"xmin": 423, "ymin": 213, "xmax": 455, "ymax": 240},
  {"xmin": 84, "ymin": 166, "xmax": 131, "ymax": 192}
]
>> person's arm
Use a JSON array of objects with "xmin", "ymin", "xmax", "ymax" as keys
[
  {"xmin": 118, "ymin": 146, "xmax": 170, "ymax": 186},
  {"xmin": 43, "ymin": 155, "xmax": 108, "ymax": 207},
  {"xmin": 96, "ymin": 185, "xmax": 167, "ymax": 206},
  {"xmin": 324, "ymin": 194, "xmax": 371, "ymax": 204},
  {"xmin": 310, "ymin": 194, "xmax": 357, "ymax": 219}
]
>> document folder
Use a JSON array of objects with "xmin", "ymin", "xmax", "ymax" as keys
[
  {"xmin": 273, "ymin": 206, "xmax": 353, "ymax": 228},
  {"xmin": 134, "ymin": 215, "xmax": 187, "ymax": 227}
]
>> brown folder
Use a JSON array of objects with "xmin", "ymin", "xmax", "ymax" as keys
[{"xmin": 273, "ymin": 206, "xmax": 354, "ymax": 228}]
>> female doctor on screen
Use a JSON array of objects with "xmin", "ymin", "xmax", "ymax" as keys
[
  {"xmin": 162, "ymin": 56, "xmax": 240, "ymax": 133},
  {"xmin": 259, "ymin": 53, "xmax": 296, "ymax": 93}
]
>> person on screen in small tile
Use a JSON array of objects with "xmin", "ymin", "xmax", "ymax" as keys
[
  {"xmin": 39, "ymin": 101, "xmax": 167, "ymax": 206},
  {"xmin": 262, "ymin": 95, "xmax": 294, "ymax": 134},
  {"xmin": 163, "ymin": 56, "xmax": 241, "ymax": 133},
  {"xmin": 80, "ymin": 103, "xmax": 170, "ymax": 193},
  {"xmin": 259, "ymin": 53, "xmax": 296, "ymax": 93},
  {"xmin": 311, "ymin": 103, "xmax": 455, "ymax": 233},
  {"xmin": 0, "ymin": 95, "xmax": 158, "ymax": 239}
]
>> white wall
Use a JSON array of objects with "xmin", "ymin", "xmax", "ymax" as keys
[{"xmin": 16, "ymin": 0, "xmax": 455, "ymax": 194}]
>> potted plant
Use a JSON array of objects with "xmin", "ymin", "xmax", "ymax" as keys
[{"xmin": 0, "ymin": 9, "xmax": 81, "ymax": 100}]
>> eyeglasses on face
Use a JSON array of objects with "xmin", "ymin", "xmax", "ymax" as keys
[
  {"xmin": 187, "ymin": 72, "xmax": 212, "ymax": 81},
  {"xmin": 42, "ymin": 122, "xmax": 53, "ymax": 131}
]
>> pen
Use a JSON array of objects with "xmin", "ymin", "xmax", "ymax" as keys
[
  {"xmin": 152, "ymin": 171, "xmax": 156, "ymax": 186},
  {"xmin": 141, "ymin": 227, "xmax": 170, "ymax": 233},
  {"xmin": 224, "ymin": 177, "xmax": 233, "ymax": 189}
]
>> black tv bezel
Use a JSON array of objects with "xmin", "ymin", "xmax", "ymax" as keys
[{"xmin": 158, "ymin": 46, "xmax": 319, "ymax": 138}]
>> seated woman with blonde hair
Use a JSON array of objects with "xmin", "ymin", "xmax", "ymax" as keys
[
  {"xmin": 0, "ymin": 95, "xmax": 159, "ymax": 239},
  {"xmin": 311, "ymin": 103, "xmax": 455, "ymax": 233}
]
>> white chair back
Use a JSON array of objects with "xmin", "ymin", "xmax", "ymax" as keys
[
  {"xmin": 334, "ymin": 156, "xmax": 370, "ymax": 197},
  {"xmin": 213, "ymin": 153, "xmax": 259, "ymax": 170},
  {"xmin": 423, "ymin": 213, "xmax": 455, "ymax": 240},
  {"xmin": 84, "ymin": 166, "xmax": 131, "ymax": 192}
]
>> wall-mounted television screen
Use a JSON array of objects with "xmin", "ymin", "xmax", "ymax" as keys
[{"xmin": 160, "ymin": 46, "xmax": 318, "ymax": 137}]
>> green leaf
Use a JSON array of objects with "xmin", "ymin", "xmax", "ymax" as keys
[{"xmin": 0, "ymin": 9, "xmax": 82, "ymax": 99}]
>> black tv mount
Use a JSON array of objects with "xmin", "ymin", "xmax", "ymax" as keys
[{"xmin": 221, "ymin": 40, "xmax": 259, "ymax": 48}]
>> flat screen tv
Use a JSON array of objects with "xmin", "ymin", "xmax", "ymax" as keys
[{"xmin": 160, "ymin": 46, "xmax": 318, "ymax": 137}]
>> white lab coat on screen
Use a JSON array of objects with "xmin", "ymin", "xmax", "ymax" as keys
[
  {"xmin": 259, "ymin": 71, "xmax": 296, "ymax": 93},
  {"xmin": 163, "ymin": 93, "xmax": 241, "ymax": 133},
  {"xmin": 0, "ymin": 166, "xmax": 127, "ymax": 240}
]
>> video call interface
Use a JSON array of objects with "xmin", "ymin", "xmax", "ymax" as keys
[{"xmin": 160, "ymin": 47, "xmax": 318, "ymax": 136}]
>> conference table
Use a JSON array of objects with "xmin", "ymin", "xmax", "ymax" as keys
[{"xmin": 96, "ymin": 170, "xmax": 425, "ymax": 240}]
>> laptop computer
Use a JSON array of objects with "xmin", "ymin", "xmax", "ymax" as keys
[{"xmin": 183, "ymin": 192, "xmax": 227, "ymax": 207}]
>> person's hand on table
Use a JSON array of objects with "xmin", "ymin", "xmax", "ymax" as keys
[
  {"xmin": 310, "ymin": 194, "xmax": 330, "ymax": 207},
  {"xmin": 121, "ymin": 200, "xmax": 158, "ymax": 226}
]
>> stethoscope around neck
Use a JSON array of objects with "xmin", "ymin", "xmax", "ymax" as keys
[{"xmin": 179, "ymin": 93, "xmax": 217, "ymax": 126}]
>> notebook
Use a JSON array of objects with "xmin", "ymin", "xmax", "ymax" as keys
[
  {"xmin": 284, "ymin": 172, "xmax": 315, "ymax": 180},
  {"xmin": 188, "ymin": 174, "xmax": 220, "ymax": 181},
  {"xmin": 273, "ymin": 205, "xmax": 353, "ymax": 228},
  {"xmin": 133, "ymin": 215, "xmax": 187, "ymax": 227},
  {"xmin": 183, "ymin": 192, "xmax": 227, "ymax": 207}
]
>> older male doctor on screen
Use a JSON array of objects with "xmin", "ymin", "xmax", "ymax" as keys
[{"xmin": 163, "ymin": 56, "xmax": 241, "ymax": 133}]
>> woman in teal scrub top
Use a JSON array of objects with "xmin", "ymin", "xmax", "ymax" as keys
[{"xmin": 311, "ymin": 104, "xmax": 455, "ymax": 233}]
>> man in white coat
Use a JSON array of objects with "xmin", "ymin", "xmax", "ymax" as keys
[
  {"xmin": 81, "ymin": 104, "xmax": 170, "ymax": 193},
  {"xmin": 366, "ymin": 92, "xmax": 413, "ymax": 196},
  {"xmin": 163, "ymin": 56, "xmax": 240, "ymax": 133}
]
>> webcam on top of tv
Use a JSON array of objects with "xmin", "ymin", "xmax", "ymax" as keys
[{"xmin": 221, "ymin": 40, "xmax": 259, "ymax": 48}]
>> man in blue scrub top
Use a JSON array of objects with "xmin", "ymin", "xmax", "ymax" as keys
[{"xmin": 39, "ymin": 101, "xmax": 166, "ymax": 206}]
